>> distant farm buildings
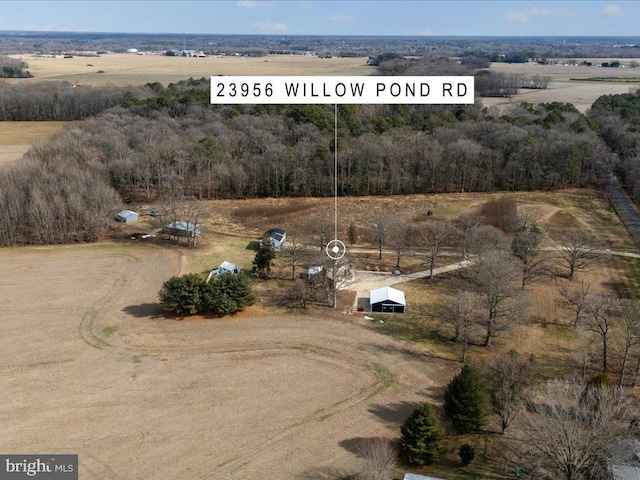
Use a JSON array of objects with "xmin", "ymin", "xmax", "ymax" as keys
[
  {"xmin": 370, "ymin": 286, "xmax": 406, "ymax": 313},
  {"xmin": 115, "ymin": 210, "xmax": 139, "ymax": 223}
]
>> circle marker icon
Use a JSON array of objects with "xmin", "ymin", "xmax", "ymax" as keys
[{"xmin": 326, "ymin": 239, "xmax": 346, "ymax": 260}]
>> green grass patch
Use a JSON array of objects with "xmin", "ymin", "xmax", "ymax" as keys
[
  {"xmin": 102, "ymin": 326, "xmax": 118, "ymax": 336},
  {"xmin": 132, "ymin": 355, "xmax": 142, "ymax": 364},
  {"xmin": 180, "ymin": 233, "xmax": 256, "ymax": 275},
  {"xmin": 27, "ymin": 358, "xmax": 74, "ymax": 368},
  {"xmin": 366, "ymin": 362, "xmax": 398, "ymax": 390}
]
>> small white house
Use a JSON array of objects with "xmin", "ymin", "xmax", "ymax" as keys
[
  {"xmin": 115, "ymin": 210, "xmax": 139, "ymax": 223},
  {"xmin": 207, "ymin": 261, "xmax": 243, "ymax": 281},
  {"xmin": 262, "ymin": 228, "xmax": 286, "ymax": 252},
  {"xmin": 370, "ymin": 286, "xmax": 406, "ymax": 313}
]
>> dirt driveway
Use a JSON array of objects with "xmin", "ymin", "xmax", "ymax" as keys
[{"xmin": 346, "ymin": 259, "xmax": 474, "ymax": 311}]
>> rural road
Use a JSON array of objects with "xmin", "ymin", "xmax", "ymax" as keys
[{"xmin": 607, "ymin": 173, "xmax": 640, "ymax": 242}]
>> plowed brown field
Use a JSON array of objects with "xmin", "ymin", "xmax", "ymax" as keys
[{"xmin": 0, "ymin": 242, "xmax": 456, "ymax": 479}]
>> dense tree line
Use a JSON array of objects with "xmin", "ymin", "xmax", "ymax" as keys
[
  {"xmin": 0, "ymin": 56, "xmax": 31, "ymax": 78},
  {"xmin": 589, "ymin": 89, "xmax": 640, "ymax": 198},
  {"xmin": 0, "ymin": 79, "xmax": 603, "ymax": 245},
  {"xmin": 0, "ymin": 156, "xmax": 119, "ymax": 245},
  {"xmin": 0, "ymin": 82, "xmax": 150, "ymax": 121}
]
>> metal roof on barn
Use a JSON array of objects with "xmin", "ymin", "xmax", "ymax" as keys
[
  {"xmin": 115, "ymin": 210, "xmax": 139, "ymax": 222},
  {"xmin": 370, "ymin": 286, "xmax": 406, "ymax": 306}
]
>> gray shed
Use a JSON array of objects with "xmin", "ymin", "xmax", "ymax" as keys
[
  {"xmin": 115, "ymin": 210, "xmax": 139, "ymax": 223},
  {"xmin": 166, "ymin": 221, "xmax": 201, "ymax": 238}
]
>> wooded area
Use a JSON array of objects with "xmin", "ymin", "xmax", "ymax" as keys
[{"xmin": 0, "ymin": 77, "xmax": 609, "ymax": 246}]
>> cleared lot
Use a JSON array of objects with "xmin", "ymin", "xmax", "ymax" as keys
[{"xmin": 0, "ymin": 242, "xmax": 453, "ymax": 479}]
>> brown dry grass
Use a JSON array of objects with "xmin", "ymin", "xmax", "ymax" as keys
[
  {"xmin": 9, "ymin": 53, "xmax": 374, "ymax": 86},
  {"xmin": 0, "ymin": 121, "xmax": 68, "ymax": 167},
  {"xmin": 0, "ymin": 240, "xmax": 459, "ymax": 480},
  {"xmin": 3, "ymin": 189, "xmax": 637, "ymax": 480}
]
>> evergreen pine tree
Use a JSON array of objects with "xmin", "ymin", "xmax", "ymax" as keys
[
  {"xmin": 400, "ymin": 403, "xmax": 445, "ymax": 465},
  {"xmin": 253, "ymin": 235, "xmax": 276, "ymax": 278},
  {"xmin": 201, "ymin": 274, "xmax": 255, "ymax": 315},
  {"xmin": 443, "ymin": 365, "xmax": 490, "ymax": 433},
  {"xmin": 158, "ymin": 273, "xmax": 205, "ymax": 315}
]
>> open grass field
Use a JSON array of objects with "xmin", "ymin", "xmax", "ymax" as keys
[
  {"xmin": 485, "ymin": 60, "xmax": 640, "ymax": 112},
  {"xmin": 0, "ymin": 121, "xmax": 68, "ymax": 167},
  {"xmin": 8, "ymin": 53, "xmax": 374, "ymax": 86}
]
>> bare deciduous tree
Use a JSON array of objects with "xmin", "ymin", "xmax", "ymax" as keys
[
  {"xmin": 485, "ymin": 350, "xmax": 536, "ymax": 434},
  {"xmin": 557, "ymin": 281, "xmax": 592, "ymax": 327},
  {"xmin": 280, "ymin": 230, "xmax": 308, "ymax": 281},
  {"xmin": 584, "ymin": 293, "xmax": 618, "ymax": 373},
  {"xmin": 439, "ymin": 289, "xmax": 479, "ymax": 362},
  {"xmin": 511, "ymin": 223, "xmax": 550, "ymax": 289},
  {"xmin": 616, "ymin": 300, "xmax": 640, "ymax": 387},
  {"xmin": 371, "ymin": 213, "xmax": 392, "ymax": 261},
  {"xmin": 455, "ymin": 212, "xmax": 484, "ymax": 260},
  {"xmin": 468, "ymin": 224, "xmax": 508, "ymax": 260},
  {"xmin": 387, "ymin": 218, "xmax": 412, "ymax": 269},
  {"xmin": 555, "ymin": 228, "xmax": 598, "ymax": 280},
  {"xmin": 420, "ymin": 220, "xmax": 453, "ymax": 281},
  {"xmin": 307, "ymin": 212, "xmax": 333, "ymax": 251},
  {"xmin": 470, "ymin": 250, "xmax": 521, "ymax": 347},
  {"xmin": 520, "ymin": 380, "xmax": 635, "ymax": 480},
  {"xmin": 358, "ymin": 437, "xmax": 397, "ymax": 480},
  {"xmin": 279, "ymin": 279, "xmax": 313, "ymax": 310},
  {"xmin": 572, "ymin": 334, "xmax": 599, "ymax": 384}
]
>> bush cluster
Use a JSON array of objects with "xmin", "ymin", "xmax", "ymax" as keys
[{"xmin": 158, "ymin": 273, "xmax": 254, "ymax": 316}]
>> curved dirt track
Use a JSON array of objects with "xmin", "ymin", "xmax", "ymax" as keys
[{"xmin": 0, "ymin": 242, "xmax": 457, "ymax": 480}]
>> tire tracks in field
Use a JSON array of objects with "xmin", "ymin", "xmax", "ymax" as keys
[
  {"xmin": 208, "ymin": 361, "xmax": 397, "ymax": 480},
  {"xmin": 77, "ymin": 252, "xmax": 142, "ymax": 354}
]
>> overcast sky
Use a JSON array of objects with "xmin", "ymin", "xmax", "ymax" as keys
[{"xmin": 0, "ymin": 1, "xmax": 637, "ymax": 36}]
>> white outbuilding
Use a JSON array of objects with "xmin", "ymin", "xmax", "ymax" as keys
[
  {"xmin": 115, "ymin": 210, "xmax": 139, "ymax": 223},
  {"xmin": 370, "ymin": 286, "xmax": 406, "ymax": 313},
  {"xmin": 207, "ymin": 261, "xmax": 243, "ymax": 281}
]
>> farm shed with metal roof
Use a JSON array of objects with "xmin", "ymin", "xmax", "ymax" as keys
[
  {"xmin": 115, "ymin": 210, "xmax": 139, "ymax": 223},
  {"xmin": 370, "ymin": 286, "xmax": 406, "ymax": 313}
]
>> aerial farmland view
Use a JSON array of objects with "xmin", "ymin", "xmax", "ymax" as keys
[{"xmin": 1, "ymin": 2, "xmax": 640, "ymax": 480}]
